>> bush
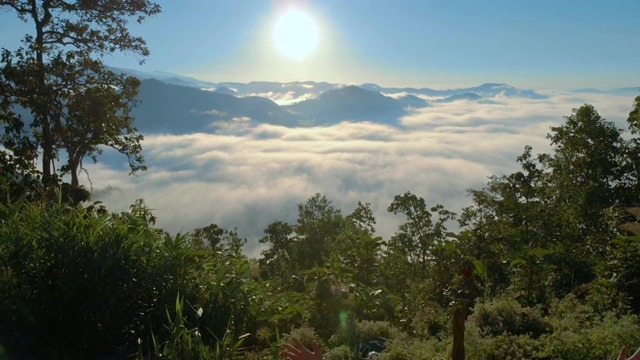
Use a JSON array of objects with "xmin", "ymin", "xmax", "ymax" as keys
[
  {"xmin": 465, "ymin": 332, "xmax": 543, "ymax": 360},
  {"xmin": 409, "ymin": 302, "xmax": 449, "ymax": 338},
  {"xmin": 470, "ymin": 297, "xmax": 551, "ymax": 338},
  {"xmin": 375, "ymin": 333, "xmax": 447, "ymax": 360},
  {"xmin": 283, "ymin": 324, "xmax": 321, "ymax": 351},
  {"xmin": 356, "ymin": 320, "xmax": 399, "ymax": 341},
  {"xmin": 538, "ymin": 295, "xmax": 640, "ymax": 360},
  {"xmin": 325, "ymin": 345, "xmax": 357, "ymax": 360},
  {"xmin": 0, "ymin": 201, "xmax": 181, "ymax": 358}
]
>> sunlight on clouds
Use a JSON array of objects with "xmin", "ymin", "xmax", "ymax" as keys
[
  {"xmin": 88, "ymin": 93, "xmax": 635, "ymax": 257},
  {"xmin": 245, "ymin": 91, "xmax": 317, "ymax": 105}
]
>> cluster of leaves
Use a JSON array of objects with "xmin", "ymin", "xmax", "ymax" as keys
[
  {"xmin": 0, "ymin": 197, "xmax": 260, "ymax": 358},
  {"xmin": 0, "ymin": 0, "xmax": 160, "ymax": 204}
]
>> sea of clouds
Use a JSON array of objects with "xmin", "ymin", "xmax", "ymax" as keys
[{"xmin": 86, "ymin": 91, "xmax": 637, "ymax": 257}]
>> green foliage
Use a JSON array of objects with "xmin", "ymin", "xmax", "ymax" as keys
[
  {"xmin": 0, "ymin": 199, "xmax": 259, "ymax": 358},
  {"xmin": 538, "ymin": 295, "xmax": 640, "ymax": 360},
  {"xmin": 409, "ymin": 302, "xmax": 449, "ymax": 339},
  {"xmin": 469, "ymin": 298, "xmax": 551, "ymax": 338},
  {"xmin": 375, "ymin": 333, "xmax": 448, "ymax": 360},
  {"xmin": 3, "ymin": 98, "xmax": 640, "ymax": 358},
  {"xmin": 386, "ymin": 192, "xmax": 456, "ymax": 275},
  {"xmin": 628, "ymin": 95, "xmax": 640, "ymax": 133},
  {"xmin": 465, "ymin": 333, "xmax": 542, "ymax": 360},
  {"xmin": 465, "ymin": 294, "xmax": 640, "ymax": 360},
  {"xmin": 283, "ymin": 325, "xmax": 322, "ymax": 351},
  {"xmin": 149, "ymin": 294, "xmax": 248, "ymax": 360},
  {"xmin": 259, "ymin": 220, "xmax": 296, "ymax": 283},
  {"xmin": 0, "ymin": 200, "xmax": 171, "ymax": 357},
  {"xmin": 151, "ymin": 294, "xmax": 214, "ymax": 360},
  {"xmin": 325, "ymin": 345, "xmax": 357, "ymax": 360},
  {"xmin": 196, "ymin": 250, "xmax": 258, "ymax": 344},
  {"xmin": 355, "ymin": 320, "xmax": 399, "ymax": 342},
  {"xmin": 295, "ymin": 193, "xmax": 345, "ymax": 269},
  {"xmin": 304, "ymin": 267, "xmax": 349, "ymax": 338},
  {"xmin": 0, "ymin": 0, "xmax": 159, "ymax": 193}
]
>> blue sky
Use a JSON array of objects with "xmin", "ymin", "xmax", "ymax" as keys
[{"xmin": 1, "ymin": 0, "xmax": 639, "ymax": 89}]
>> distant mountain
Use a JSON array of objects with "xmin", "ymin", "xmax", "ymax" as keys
[
  {"xmin": 103, "ymin": 66, "xmax": 559, "ymax": 133},
  {"xmin": 216, "ymin": 81, "xmax": 340, "ymax": 104},
  {"xmin": 162, "ymin": 77, "xmax": 195, "ymax": 87},
  {"xmin": 107, "ymin": 66, "xmax": 218, "ymax": 88},
  {"xmin": 460, "ymin": 83, "xmax": 547, "ymax": 99},
  {"xmin": 435, "ymin": 93, "xmax": 483, "ymax": 103},
  {"xmin": 360, "ymin": 83, "xmax": 433, "ymax": 96},
  {"xmin": 395, "ymin": 94, "xmax": 430, "ymax": 108},
  {"xmin": 287, "ymin": 85, "xmax": 407, "ymax": 125},
  {"xmin": 572, "ymin": 87, "xmax": 640, "ymax": 96},
  {"xmin": 109, "ymin": 66, "xmax": 548, "ymax": 103},
  {"xmin": 132, "ymin": 79, "xmax": 299, "ymax": 134},
  {"xmin": 360, "ymin": 82, "xmax": 547, "ymax": 99},
  {"xmin": 213, "ymin": 86, "xmax": 238, "ymax": 96}
]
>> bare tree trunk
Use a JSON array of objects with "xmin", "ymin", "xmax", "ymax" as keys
[{"xmin": 452, "ymin": 304, "xmax": 466, "ymax": 360}]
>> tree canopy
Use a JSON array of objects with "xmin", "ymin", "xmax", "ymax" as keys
[{"xmin": 0, "ymin": 0, "xmax": 160, "ymax": 200}]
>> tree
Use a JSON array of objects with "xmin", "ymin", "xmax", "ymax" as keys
[
  {"xmin": 386, "ymin": 191, "xmax": 456, "ymax": 274},
  {"xmin": 460, "ymin": 104, "xmax": 634, "ymax": 303},
  {"xmin": 544, "ymin": 105, "xmax": 631, "ymax": 294},
  {"xmin": 627, "ymin": 95, "xmax": 640, "ymax": 133},
  {"xmin": 0, "ymin": 0, "xmax": 160, "ymax": 192},
  {"xmin": 546, "ymin": 105, "xmax": 629, "ymax": 226},
  {"xmin": 626, "ymin": 95, "xmax": 640, "ymax": 198},
  {"xmin": 333, "ymin": 202, "xmax": 383, "ymax": 287},
  {"xmin": 259, "ymin": 220, "xmax": 296, "ymax": 282},
  {"xmin": 294, "ymin": 193, "xmax": 344, "ymax": 269}
]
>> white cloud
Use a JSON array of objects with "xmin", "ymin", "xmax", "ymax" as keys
[
  {"xmin": 244, "ymin": 91, "xmax": 317, "ymax": 105},
  {"xmin": 202, "ymin": 109, "xmax": 227, "ymax": 117},
  {"xmin": 86, "ymin": 93, "xmax": 636, "ymax": 258}
]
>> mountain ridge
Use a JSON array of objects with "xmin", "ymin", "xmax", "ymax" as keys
[
  {"xmin": 106, "ymin": 67, "xmax": 580, "ymax": 135},
  {"xmin": 108, "ymin": 67, "xmax": 550, "ymax": 101}
]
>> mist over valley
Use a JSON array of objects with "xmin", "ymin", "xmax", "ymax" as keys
[{"xmin": 89, "ymin": 69, "xmax": 638, "ymax": 257}]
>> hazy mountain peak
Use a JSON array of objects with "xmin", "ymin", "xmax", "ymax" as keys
[{"xmin": 213, "ymin": 86, "xmax": 238, "ymax": 96}]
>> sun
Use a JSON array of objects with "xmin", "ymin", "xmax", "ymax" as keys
[{"xmin": 273, "ymin": 9, "xmax": 319, "ymax": 60}]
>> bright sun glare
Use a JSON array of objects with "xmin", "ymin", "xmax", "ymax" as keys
[{"xmin": 273, "ymin": 9, "xmax": 319, "ymax": 60}]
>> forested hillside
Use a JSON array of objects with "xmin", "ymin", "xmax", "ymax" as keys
[{"xmin": 3, "ymin": 1, "xmax": 640, "ymax": 359}]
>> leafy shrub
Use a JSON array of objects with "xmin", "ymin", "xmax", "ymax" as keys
[
  {"xmin": 375, "ymin": 333, "xmax": 447, "ymax": 360},
  {"xmin": 470, "ymin": 297, "xmax": 551, "ymax": 338},
  {"xmin": 465, "ymin": 332, "xmax": 542, "ymax": 360},
  {"xmin": 409, "ymin": 302, "xmax": 449, "ymax": 338},
  {"xmin": 149, "ymin": 294, "xmax": 214, "ymax": 360},
  {"xmin": 0, "ymin": 200, "xmax": 175, "ymax": 358},
  {"xmin": 355, "ymin": 320, "xmax": 399, "ymax": 341},
  {"xmin": 283, "ymin": 324, "xmax": 321, "ymax": 351},
  {"xmin": 325, "ymin": 344, "xmax": 357, "ymax": 360},
  {"xmin": 538, "ymin": 295, "xmax": 640, "ymax": 360}
]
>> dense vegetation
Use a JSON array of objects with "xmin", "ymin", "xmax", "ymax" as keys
[
  {"xmin": 3, "ymin": 1, "xmax": 640, "ymax": 359},
  {"xmin": 1, "ymin": 98, "xmax": 640, "ymax": 359}
]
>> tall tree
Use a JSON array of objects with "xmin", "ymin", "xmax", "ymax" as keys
[
  {"xmin": 258, "ymin": 220, "xmax": 296, "ymax": 283},
  {"xmin": 333, "ymin": 202, "xmax": 383, "ymax": 287},
  {"xmin": 294, "ymin": 193, "xmax": 344, "ymax": 269},
  {"xmin": 461, "ymin": 104, "xmax": 634, "ymax": 303},
  {"xmin": 386, "ymin": 192, "xmax": 455, "ymax": 274},
  {"xmin": 627, "ymin": 95, "xmax": 640, "ymax": 132},
  {"xmin": 0, "ymin": 0, "xmax": 160, "ymax": 191},
  {"xmin": 546, "ymin": 105, "xmax": 629, "ymax": 228}
]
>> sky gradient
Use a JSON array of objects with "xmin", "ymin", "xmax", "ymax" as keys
[{"xmin": 1, "ymin": 0, "xmax": 639, "ymax": 89}]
